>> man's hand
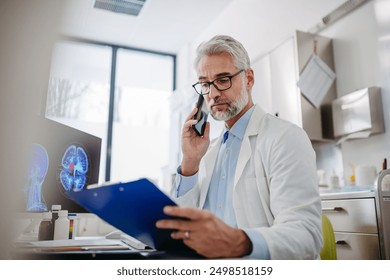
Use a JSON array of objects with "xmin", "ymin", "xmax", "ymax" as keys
[
  {"xmin": 156, "ymin": 206, "xmax": 252, "ymax": 258},
  {"xmin": 180, "ymin": 107, "xmax": 210, "ymax": 176}
]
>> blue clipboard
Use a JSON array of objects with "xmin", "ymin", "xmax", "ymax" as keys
[{"xmin": 67, "ymin": 178, "xmax": 191, "ymax": 252}]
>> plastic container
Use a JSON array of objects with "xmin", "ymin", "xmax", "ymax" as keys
[
  {"xmin": 68, "ymin": 213, "xmax": 78, "ymax": 239},
  {"xmin": 317, "ymin": 169, "xmax": 327, "ymax": 187},
  {"xmin": 53, "ymin": 210, "xmax": 70, "ymax": 240},
  {"xmin": 329, "ymin": 169, "xmax": 340, "ymax": 188},
  {"xmin": 348, "ymin": 163, "xmax": 356, "ymax": 186},
  {"xmin": 51, "ymin": 204, "xmax": 61, "ymax": 236},
  {"xmin": 356, "ymin": 165, "xmax": 377, "ymax": 186},
  {"xmin": 38, "ymin": 212, "xmax": 54, "ymax": 241}
]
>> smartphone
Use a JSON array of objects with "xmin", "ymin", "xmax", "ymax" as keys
[{"xmin": 192, "ymin": 95, "xmax": 209, "ymax": 137}]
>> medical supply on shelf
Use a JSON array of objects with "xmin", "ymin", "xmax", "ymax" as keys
[
  {"xmin": 38, "ymin": 211, "xmax": 54, "ymax": 241},
  {"xmin": 53, "ymin": 210, "xmax": 70, "ymax": 240}
]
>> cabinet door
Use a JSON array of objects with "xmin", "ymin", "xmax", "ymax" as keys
[
  {"xmin": 251, "ymin": 54, "xmax": 272, "ymax": 114},
  {"xmin": 334, "ymin": 232, "xmax": 380, "ymax": 260},
  {"xmin": 269, "ymin": 37, "xmax": 301, "ymax": 126},
  {"xmin": 321, "ymin": 198, "xmax": 378, "ymax": 234}
]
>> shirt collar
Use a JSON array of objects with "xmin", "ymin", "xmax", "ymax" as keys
[{"xmin": 224, "ymin": 105, "xmax": 255, "ymax": 141}]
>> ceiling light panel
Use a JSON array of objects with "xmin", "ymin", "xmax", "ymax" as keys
[{"xmin": 94, "ymin": 0, "xmax": 146, "ymax": 16}]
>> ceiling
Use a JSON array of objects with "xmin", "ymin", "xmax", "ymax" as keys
[
  {"xmin": 60, "ymin": 0, "xmax": 235, "ymax": 54},
  {"xmin": 59, "ymin": 0, "xmax": 354, "ymax": 55}
]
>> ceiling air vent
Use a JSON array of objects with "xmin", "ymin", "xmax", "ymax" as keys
[{"xmin": 94, "ymin": 0, "xmax": 146, "ymax": 17}]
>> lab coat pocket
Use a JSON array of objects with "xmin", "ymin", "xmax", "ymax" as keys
[{"xmin": 241, "ymin": 177, "xmax": 270, "ymax": 227}]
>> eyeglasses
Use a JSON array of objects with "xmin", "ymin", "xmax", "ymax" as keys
[{"xmin": 192, "ymin": 69, "xmax": 245, "ymax": 95}]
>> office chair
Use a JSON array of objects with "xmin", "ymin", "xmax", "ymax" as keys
[{"xmin": 320, "ymin": 214, "xmax": 337, "ymax": 260}]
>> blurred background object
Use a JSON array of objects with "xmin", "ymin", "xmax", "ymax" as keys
[{"xmin": 0, "ymin": 0, "xmax": 66, "ymax": 259}]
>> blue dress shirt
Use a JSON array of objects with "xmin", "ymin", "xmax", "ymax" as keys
[{"xmin": 175, "ymin": 106, "xmax": 270, "ymax": 259}]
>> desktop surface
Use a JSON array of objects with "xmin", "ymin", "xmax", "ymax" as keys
[
  {"xmin": 11, "ymin": 247, "xmax": 204, "ymax": 260},
  {"xmin": 10, "ymin": 236, "xmax": 204, "ymax": 260}
]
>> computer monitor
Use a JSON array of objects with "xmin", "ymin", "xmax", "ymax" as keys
[{"xmin": 19, "ymin": 116, "xmax": 101, "ymax": 213}]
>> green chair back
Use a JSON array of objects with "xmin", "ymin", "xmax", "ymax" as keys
[{"xmin": 320, "ymin": 214, "xmax": 337, "ymax": 260}]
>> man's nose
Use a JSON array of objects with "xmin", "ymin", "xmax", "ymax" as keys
[{"xmin": 208, "ymin": 84, "xmax": 221, "ymax": 99}]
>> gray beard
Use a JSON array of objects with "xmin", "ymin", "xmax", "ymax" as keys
[{"xmin": 210, "ymin": 87, "xmax": 249, "ymax": 121}]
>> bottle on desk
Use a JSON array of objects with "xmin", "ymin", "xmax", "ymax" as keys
[
  {"xmin": 68, "ymin": 213, "xmax": 78, "ymax": 240},
  {"xmin": 51, "ymin": 204, "xmax": 61, "ymax": 237},
  {"xmin": 38, "ymin": 211, "xmax": 54, "ymax": 241},
  {"xmin": 329, "ymin": 169, "xmax": 340, "ymax": 189},
  {"xmin": 53, "ymin": 210, "xmax": 70, "ymax": 240}
]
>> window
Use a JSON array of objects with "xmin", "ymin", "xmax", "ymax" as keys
[
  {"xmin": 45, "ymin": 41, "xmax": 175, "ymax": 188},
  {"xmin": 112, "ymin": 49, "xmax": 174, "ymax": 187}
]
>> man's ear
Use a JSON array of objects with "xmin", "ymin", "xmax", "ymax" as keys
[{"xmin": 245, "ymin": 68, "xmax": 255, "ymax": 89}]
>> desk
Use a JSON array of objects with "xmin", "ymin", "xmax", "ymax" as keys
[
  {"xmin": 11, "ymin": 248, "xmax": 205, "ymax": 260},
  {"xmin": 10, "ymin": 239, "xmax": 204, "ymax": 260},
  {"xmin": 11, "ymin": 249, "xmax": 204, "ymax": 260}
]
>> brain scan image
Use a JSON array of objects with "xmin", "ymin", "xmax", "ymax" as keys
[
  {"xmin": 24, "ymin": 143, "xmax": 49, "ymax": 211},
  {"xmin": 60, "ymin": 144, "xmax": 89, "ymax": 192}
]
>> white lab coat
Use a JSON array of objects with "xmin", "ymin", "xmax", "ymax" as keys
[{"xmin": 174, "ymin": 105, "xmax": 323, "ymax": 259}]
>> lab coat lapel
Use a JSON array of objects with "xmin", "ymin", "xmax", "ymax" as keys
[
  {"xmin": 233, "ymin": 105, "xmax": 264, "ymax": 188},
  {"xmin": 234, "ymin": 135, "xmax": 251, "ymax": 187}
]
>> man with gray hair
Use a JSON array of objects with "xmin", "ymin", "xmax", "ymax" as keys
[{"xmin": 156, "ymin": 35, "xmax": 322, "ymax": 259}]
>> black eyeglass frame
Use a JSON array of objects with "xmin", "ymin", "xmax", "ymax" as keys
[{"xmin": 192, "ymin": 69, "xmax": 245, "ymax": 95}]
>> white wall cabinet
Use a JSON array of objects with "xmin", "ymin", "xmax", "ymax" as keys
[
  {"xmin": 252, "ymin": 37, "xmax": 300, "ymax": 126},
  {"xmin": 251, "ymin": 31, "xmax": 337, "ymax": 141},
  {"xmin": 269, "ymin": 37, "xmax": 301, "ymax": 126},
  {"xmin": 251, "ymin": 53, "xmax": 272, "ymax": 114}
]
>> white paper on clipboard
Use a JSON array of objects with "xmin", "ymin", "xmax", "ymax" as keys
[{"xmin": 297, "ymin": 54, "xmax": 336, "ymax": 108}]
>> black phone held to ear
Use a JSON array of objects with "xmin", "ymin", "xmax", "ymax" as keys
[{"xmin": 192, "ymin": 95, "xmax": 208, "ymax": 137}]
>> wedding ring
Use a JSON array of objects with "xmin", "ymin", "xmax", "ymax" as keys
[{"xmin": 184, "ymin": 231, "xmax": 190, "ymax": 239}]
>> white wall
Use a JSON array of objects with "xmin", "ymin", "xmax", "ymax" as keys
[
  {"xmin": 174, "ymin": 0, "xmax": 390, "ymax": 185},
  {"xmin": 176, "ymin": 0, "xmax": 346, "ymax": 86},
  {"xmin": 320, "ymin": 1, "xmax": 390, "ymax": 181}
]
